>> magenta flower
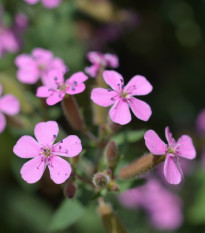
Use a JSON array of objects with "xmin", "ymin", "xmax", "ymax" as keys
[
  {"xmin": 85, "ymin": 51, "xmax": 119, "ymax": 78},
  {"xmin": 0, "ymin": 83, "xmax": 20, "ymax": 133},
  {"xmin": 36, "ymin": 69, "xmax": 88, "ymax": 105},
  {"xmin": 119, "ymin": 178, "xmax": 183, "ymax": 230},
  {"xmin": 24, "ymin": 0, "xmax": 61, "ymax": 8},
  {"xmin": 144, "ymin": 127, "xmax": 196, "ymax": 184},
  {"xmin": 13, "ymin": 121, "xmax": 82, "ymax": 184},
  {"xmin": 15, "ymin": 48, "xmax": 66, "ymax": 84},
  {"xmin": 91, "ymin": 70, "xmax": 152, "ymax": 125}
]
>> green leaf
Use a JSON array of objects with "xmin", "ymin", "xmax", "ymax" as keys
[
  {"xmin": 188, "ymin": 170, "xmax": 205, "ymax": 224},
  {"xmin": 48, "ymin": 199, "xmax": 85, "ymax": 231},
  {"xmin": 112, "ymin": 130, "xmax": 145, "ymax": 145}
]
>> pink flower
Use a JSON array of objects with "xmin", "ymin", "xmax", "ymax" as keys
[
  {"xmin": 144, "ymin": 127, "xmax": 196, "ymax": 184},
  {"xmin": 15, "ymin": 48, "xmax": 66, "ymax": 84},
  {"xmin": 24, "ymin": 0, "xmax": 61, "ymax": 8},
  {"xmin": 85, "ymin": 51, "xmax": 119, "ymax": 78},
  {"xmin": 13, "ymin": 121, "xmax": 82, "ymax": 184},
  {"xmin": 36, "ymin": 69, "xmax": 88, "ymax": 105},
  {"xmin": 0, "ymin": 83, "xmax": 20, "ymax": 133},
  {"xmin": 119, "ymin": 178, "xmax": 183, "ymax": 230},
  {"xmin": 91, "ymin": 70, "xmax": 152, "ymax": 125}
]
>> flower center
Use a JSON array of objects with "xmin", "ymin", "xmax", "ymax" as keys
[
  {"xmin": 167, "ymin": 146, "xmax": 176, "ymax": 155},
  {"xmin": 38, "ymin": 64, "xmax": 46, "ymax": 71},
  {"xmin": 58, "ymin": 83, "xmax": 68, "ymax": 92},
  {"xmin": 41, "ymin": 147, "xmax": 52, "ymax": 157}
]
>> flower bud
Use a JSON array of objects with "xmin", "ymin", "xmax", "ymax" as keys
[
  {"xmin": 97, "ymin": 202, "xmax": 127, "ymax": 233},
  {"xmin": 105, "ymin": 141, "xmax": 118, "ymax": 168},
  {"xmin": 92, "ymin": 172, "xmax": 110, "ymax": 189},
  {"xmin": 64, "ymin": 180, "xmax": 77, "ymax": 199},
  {"xmin": 62, "ymin": 95, "xmax": 85, "ymax": 131},
  {"xmin": 108, "ymin": 119, "xmax": 121, "ymax": 133},
  {"xmin": 119, "ymin": 153, "xmax": 166, "ymax": 179}
]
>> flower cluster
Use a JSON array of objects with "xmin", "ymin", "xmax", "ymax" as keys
[{"xmin": 11, "ymin": 49, "xmax": 196, "ymax": 187}]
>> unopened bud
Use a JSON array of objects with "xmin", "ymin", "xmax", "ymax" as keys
[
  {"xmin": 108, "ymin": 119, "xmax": 121, "ymax": 133},
  {"xmin": 92, "ymin": 172, "xmax": 111, "ymax": 189},
  {"xmin": 62, "ymin": 95, "xmax": 85, "ymax": 131},
  {"xmin": 64, "ymin": 180, "xmax": 77, "ymax": 199},
  {"xmin": 119, "ymin": 153, "xmax": 166, "ymax": 179},
  {"xmin": 105, "ymin": 141, "xmax": 118, "ymax": 168},
  {"xmin": 108, "ymin": 180, "xmax": 119, "ymax": 192},
  {"xmin": 97, "ymin": 202, "xmax": 127, "ymax": 233}
]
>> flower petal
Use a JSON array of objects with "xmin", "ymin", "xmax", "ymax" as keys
[
  {"xmin": 32, "ymin": 48, "xmax": 53, "ymax": 61},
  {"xmin": 144, "ymin": 130, "xmax": 167, "ymax": 155},
  {"xmin": 85, "ymin": 64, "xmax": 99, "ymax": 78},
  {"xmin": 0, "ymin": 94, "xmax": 20, "ymax": 115},
  {"xmin": 13, "ymin": 135, "xmax": 40, "ymax": 158},
  {"xmin": 24, "ymin": 0, "xmax": 39, "ymax": 5},
  {"xmin": 68, "ymin": 72, "xmax": 88, "ymax": 83},
  {"xmin": 104, "ymin": 54, "xmax": 119, "ymax": 68},
  {"xmin": 66, "ymin": 83, "xmax": 86, "ymax": 95},
  {"xmin": 103, "ymin": 70, "xmax": 124, "ymax": 91},
  {"xmin": 15, "ymin": 54, "xmax": 39, "ymax": 84},
  {"xmin": 177, "ymin": 135, "xmax": 196, "ymax": 159},
  {"xmin": 46, "ymin": 92, "xmax": 64, "ymax": 105},
  {"xmin": 20, "ymin": 156, "xmax": 46, "ymax": 184},
  {"xmin": 36, "ymin": 86, "xmax": 52, "ymax": 98},
  {"xmin": 165, "ymin": 127, "xmax": 176, "ymax": 146},
  {"xmin": 124, "ymin": 75, "xmax": 153, "ymax": 96},
  {"xmin": 0, "ymin": 112, "xmax": 6, "ymax": 133},
  {"xmin": 43, "ymin": 69, "xmax": 64, "ymax": 88},
  {"xmin": 48, "ymin": 156, "xmax": 71, "ymax": 184},
  {"xmin": 53, "ymin": 135, "xmax": 82, "ymax": 157},
  {"xmin": 34, "ymin": 121, "xmax": 59, "ymax": 145},
  {"xmin": 164, "ymin": 154, "xmax": 182, "ymax": 185},
  {"xmin": 91, "ymin": 88, "xmax": 118, "ymax": 107},
  {"xmin": 109, "ymin": 99, "xmax": 131, "ymax": 125},
  {"xmin": 87, "ymin": 51, "xmax": 102, "ymax": 64},
  {"xmin": 128, "ymin": 97, "xmax": 152, "ymax": 121},
  {"xmin": 41, "ymin": 0, "xmax": 62, "ymax": 8}
]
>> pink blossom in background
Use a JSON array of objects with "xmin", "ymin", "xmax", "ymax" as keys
[
  {"xmin": 15, "ymin": 48, "xmax": 66, "ymax": 84},
  {"xmin": 36, "ymin": 69, "xmax": 88, "ymax": 105},
  {"xmin": 85, "ymin": 52, "xmax": 119, "ymax": 77},
  {"xmin": 119, "ymin": 179, "xmax": 183, "ymax": 231},
  {"xmin": 196, "ymin": 108, "xmax": 205, "ymax": 134},
  {"xmin": 0, "ymin": 83, "xmax": 20, "ymax": 133},
  {"xmin": 144, "ymin": 127, "xmax": 196, "ymax": 184},
  {"xmin": 13, "ymin": 121, "xmax": 82, "ymax": 184},
  {"xmin": 24, "ymin": 0, "xmax": 62, "ymax": 9},
  {"xmin": 0, "ymin": 7, "xmax": 28, "ymax": 58},
  {"xmin": 91, "ymin": 70, "xmax": 152, "ymax": 125}
]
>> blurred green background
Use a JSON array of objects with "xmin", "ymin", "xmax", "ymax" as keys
[{"xmin": 1, "ymin": 0, "xmax": 205, "ymax": 232}]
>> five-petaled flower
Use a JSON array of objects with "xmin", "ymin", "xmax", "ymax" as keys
[
  {"xmin": 13, "ymin": 121, "xmax": 82, "ymax": 184},
  {"xmin": 36, "ymin": 69, "xmax": 88, "ymax": 105},
  {"xmin": 15, "ymin": 48, "xmax": 66, "ymax": 84},
  {"xmin": 144, "ymin": 127, "xmax": 196, "ymax": 184},
  {"xmin": 24, "ymin": 0, "xmax": 61, "ymax": 8},
  {"xmin": 85, "ymin": 51, "xmax": 119, "ymax": 78},
  {"xmin": 91, "ymin": 70, "xmax": 152, "ymax": 125},
  {"xmin": 0, "ymin": 83, "xmax": 20, "ymax": 133}
]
